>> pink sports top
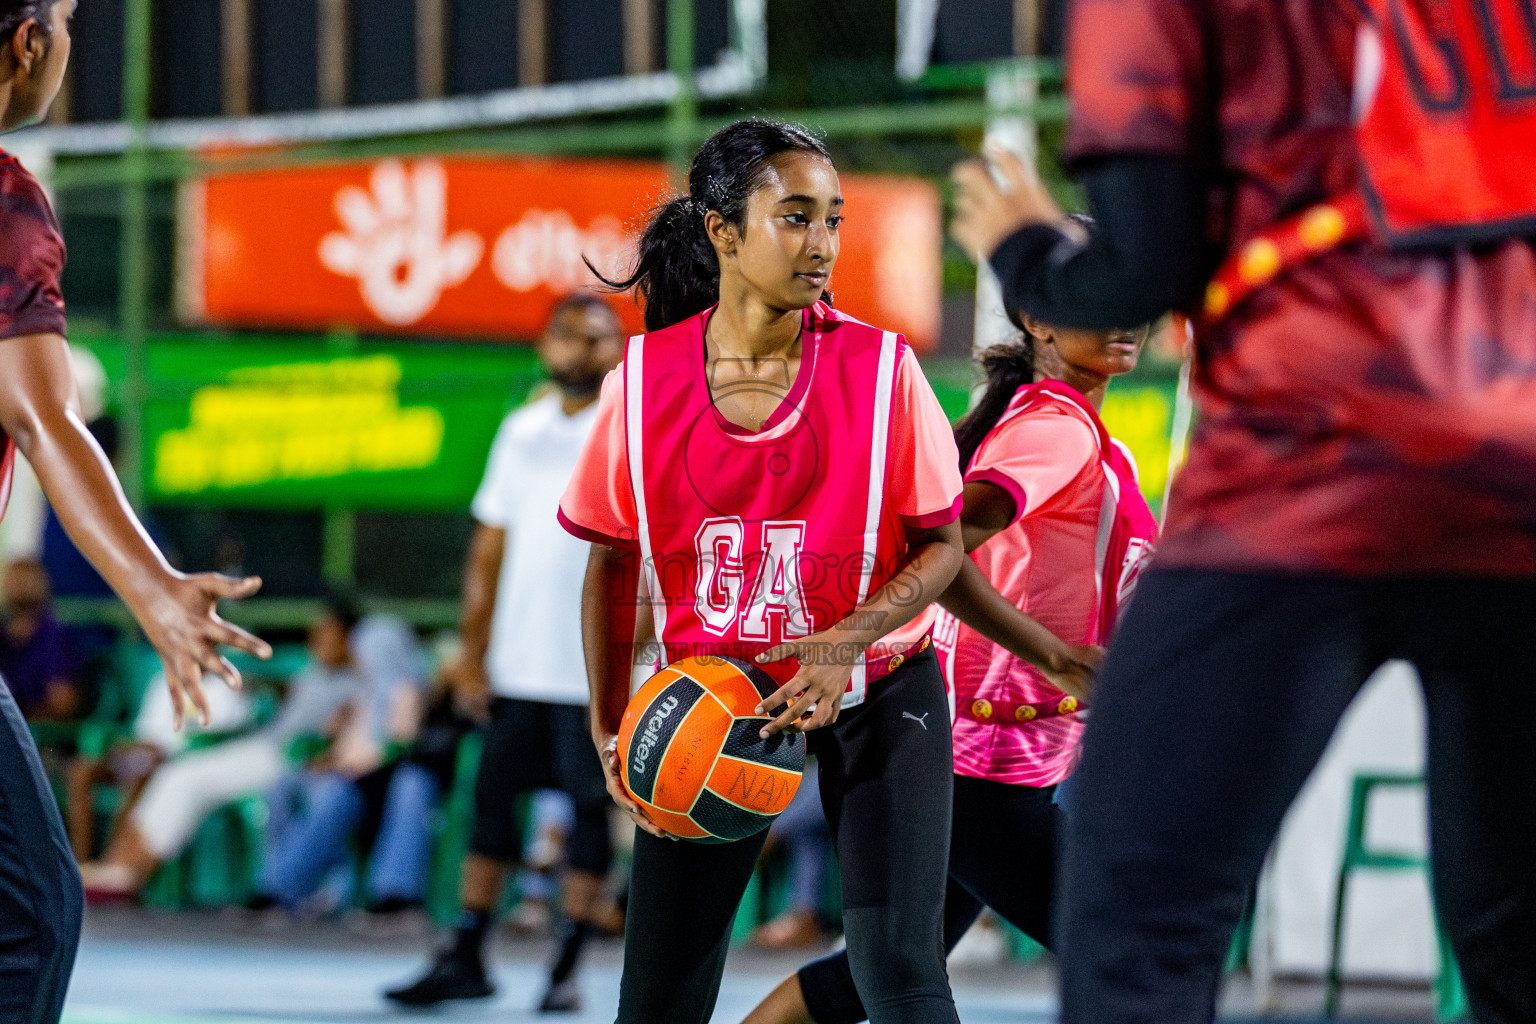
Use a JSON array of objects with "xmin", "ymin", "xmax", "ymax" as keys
[
  {"xmin": 932, "ymin": 380, "xmax": 1158, "ymax": 786},
  {"xmin": 559, "ymin": 301, "xmax": 963, "ymax": 708}
]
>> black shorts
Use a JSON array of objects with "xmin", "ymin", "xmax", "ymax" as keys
[
  {"xmin": 469, "ymin": 697, "xmax": 612, "ymax": 875},
  {"xmin": 1058, "ymin": 570, "xmax": 1536, "ymax": 1024}
]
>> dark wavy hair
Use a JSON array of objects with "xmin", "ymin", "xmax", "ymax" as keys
[
  {"xmin": 952, "ymin": 343, "xmax": 1035, "ymax": 474},
  {"xmin": 0, "ymin": 0, "xmax": 56, "ymax": 46},
  {"xmin": 591, "ymin": 119, "xmax": 834, "ymax": 331}
]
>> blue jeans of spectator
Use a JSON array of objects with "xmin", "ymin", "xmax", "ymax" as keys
[
  {"xmin": 262, "ymin": 770, "xmax": 361, "ymax": 909},
  {"xmin": 262, "ymin": 763, "xmax": 439, "ymax": 909},
  {"xmin": 368, "ymin": 762, "xmax": 439, "ymax": 902}
]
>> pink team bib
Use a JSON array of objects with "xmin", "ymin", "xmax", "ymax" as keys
[
  {"xmin": 934, "ymin": 381, "xmax": 1159, "ymax": 786},
  {"xmin": 624, "ymin": 302, "xmax": 910, "ymax": 708}
]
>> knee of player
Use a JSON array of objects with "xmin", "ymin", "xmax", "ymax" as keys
[{"xmin": 845, "ymin": 918, "xmax": 948, "ymax": 995}]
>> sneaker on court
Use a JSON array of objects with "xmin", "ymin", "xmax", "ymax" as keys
[
  {"xmin": 384, "ymin": 955, "xmax": 495, "ymax": 1006},
  {"xmin": 537, "ymin": 978, "xmax": 581, "ymax": 1014}
]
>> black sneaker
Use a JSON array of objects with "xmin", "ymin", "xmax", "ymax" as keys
[
  {"xmin": 537, "ymin": 978, "xmax": 581, "ymax": 1014},
  {"xmin": 384, "ymin": 954, "xmax": 496, "ymax": 1006}
]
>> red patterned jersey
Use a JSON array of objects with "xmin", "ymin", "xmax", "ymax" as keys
[
  {"xmin": 0, "ymin": 150, "xmax": 66, "ymax": 341},
  {"xmin": 0, "ymin": 150, "xmax": 68, "ymax": 520},
  {"xmin": 1066, "ymin": 0, "xmax": 1536, "ymax": 575}
]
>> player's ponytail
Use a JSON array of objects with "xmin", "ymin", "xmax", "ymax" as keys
[
  {"xmin": 953, "ymin": 343, "xmax": 1036, "ymax": 473},
  {"xmin": 591, "ymin": 118, "xmax": 833, "ymax": 331}
]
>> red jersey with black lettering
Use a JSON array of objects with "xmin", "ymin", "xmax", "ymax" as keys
[
  {"xmin": 1067, "ymin": 0, "xmax": 1536, "ymax": 575},
  {"xmin": 0, "ymin": 150, "xmax": 68, "ymax": 519},
  {"xmin": 559, "ymin": 302, "xmax": 963, "ymax": 707}
]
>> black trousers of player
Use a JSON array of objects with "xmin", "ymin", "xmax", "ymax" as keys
[
  {"xmin": 0, "ymin": 680, "xmax": 83, "ymax": 1024},
  {"xmin": 1058, "ymin": 570, "xmax": 1536, "ymax": 1024},
  {"xmin": 616, "ymin": 649, "xmax": 958, "ymax": 1024},
  {"xmin": 799, "ymin": 775, "xmax": 1058, "ymax": 1023}
]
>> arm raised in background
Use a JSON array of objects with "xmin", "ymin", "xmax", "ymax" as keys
[
  {"xmin": 0, "ymin": 332, "xmax": 271, "ymax": 728},
  {"xmin": 952, "ymin": 150, "xmax": 1209, "ymax": 331}
]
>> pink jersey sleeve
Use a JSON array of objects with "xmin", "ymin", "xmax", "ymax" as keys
[
  {"xmin": 888, "ymin": 345, "xmax": 964, "ymax": 528},
  {"xmin": 968, "ymin": 411, "xmax": 1098, "ymax": 526},
  {"xmin": 557, "ymin": 367, "xmax": 639, "ymax": 547}
]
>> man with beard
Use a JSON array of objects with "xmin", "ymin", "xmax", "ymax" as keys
[{"xmin": 386, "ymin": 294, "xmax": 623, "ymax": 1013}]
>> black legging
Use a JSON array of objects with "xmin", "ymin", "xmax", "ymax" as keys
[
  {"xmin": 799, "ymin": 775, "xmax": 1059, "ymax": 1024},
  {"xmin": 1059, "ymin": 571, "xmax": 1536, "ymax": 1024},
  {"xmin": 616, "ymin": 649, "xmax": 958, "ymax": 1024},
  {"xmin": 0, "ymin": 680, "xmax": 82, "ymax": 1024}
]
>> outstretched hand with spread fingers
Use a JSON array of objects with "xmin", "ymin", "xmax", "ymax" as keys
[{"xmin": 140, "ymin": 573, "xmax": 272, "ymax": 731}]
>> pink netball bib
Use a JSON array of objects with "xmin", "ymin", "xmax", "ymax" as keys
[
  {"xmin": 623, "ymin": 302, "xmax": 910, "ymax": 708},
  {"xmin": 930, "ymin": 381, "xmax": 1159, "ymax": 786}
]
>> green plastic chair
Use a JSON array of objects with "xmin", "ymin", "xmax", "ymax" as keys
[
  {"xmin": 1324, "ymin": 772, "xmax": 1468, "ymax": 1020},
  {"xmin": 132, "ymin": 643, "xmax": 305, "ymax": 908}
]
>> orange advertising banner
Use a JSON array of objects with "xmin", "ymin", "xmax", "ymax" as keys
[{"xmin": 182, "ymin": 156, "xmax": 943, "ymax": 351}]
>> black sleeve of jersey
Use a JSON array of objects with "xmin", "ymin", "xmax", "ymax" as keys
[{"xmin": 987, "ymin": 155, "xmax": 1211, "ymax": 331}]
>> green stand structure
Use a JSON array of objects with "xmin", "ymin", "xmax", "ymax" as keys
[{"xmin": 1324, "ymin": 773, "xmax": 1468, "ymax": 1020}]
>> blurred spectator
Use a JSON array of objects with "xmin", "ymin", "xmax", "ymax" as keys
[
  {"xmin": 0, "ymin": 559, "xmax": 82, "ymax": 722},
  {"xmin": 503, "ymin": 790, "xmax": 577, "ymax": 936},
  {"xmin": 244, "ymin": 615, "xmax": 434, "ymax": 918},
  {"xmin": 385, "ymin": 294, "xmax": 623, "ymax": 1013},
  {"xmin": 65, "ymin": 672, "xmax": 254, "ymax": 862},
  {"xmin": 78, "ymin": 596, "xmax": 366, "ymax": 901},
  {"xmin": 750, "ymin": 760, "xmax": 835, "ymax": 949},
  {"xmin": 348, "ymin": 671, "xmax": 480, "ymax": 931}
]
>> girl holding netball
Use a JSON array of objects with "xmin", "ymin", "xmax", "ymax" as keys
[
  {"xmin": 558, "ymin": 119, "xmax": 966, "ymax": 1024},
  {"xmin": 741, "ymin": 232, "xmax": 1159, "ymax": 1024}
]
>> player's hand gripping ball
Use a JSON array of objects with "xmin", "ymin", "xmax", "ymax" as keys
[{"xmin": 618, "ymin": 656, "xmax": 807, "ymax": 843}]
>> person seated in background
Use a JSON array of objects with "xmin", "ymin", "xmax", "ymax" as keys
[
  {"xmin": 65, "ymin": 670, "xmax": 254, "ymax": 862},
  {"xmin": 243, "ymin": 614, "xmax": 433, "ymax": 919},
  {"xmin": 79, "ymin": 595, "xmax": 367, "ymax": 901},
  {"xmin": 0, "ymin": 558, "xmax": 81, "ymax": 722},
  {"xmin": 346, "ymin": 662, "xmax": 483, "ymax": 933},
  {"xmin": 502, "ymin": 789, "xmax": 577, "ymax": 937},
  {"xmin": 750, "ymin": 759, "xmax": 834, "ymax": 950}
]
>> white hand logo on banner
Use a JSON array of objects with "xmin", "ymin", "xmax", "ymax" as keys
[{"xmin": 319, "ymin": 160, "xmax": 484, "ymax": 326}]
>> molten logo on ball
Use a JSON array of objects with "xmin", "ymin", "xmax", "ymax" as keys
[
  {"xmin": 630, "ymin": 694, "xmax": 679, "ymax": 776},
  {"xmin": 617, "ymin": 656, "xmax": 807, "ymax": 843}
]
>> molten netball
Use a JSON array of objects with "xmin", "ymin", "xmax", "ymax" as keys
[{"xmin": 617, "ymin": 656, "xmax": 806, "ymax": 843}]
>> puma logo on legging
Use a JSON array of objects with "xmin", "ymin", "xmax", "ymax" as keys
[{"xmin": 903, "ymin": 711, "xmax": 930, "ymax": 729}]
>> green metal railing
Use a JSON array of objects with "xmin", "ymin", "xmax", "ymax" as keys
[{"xmin": 117, "ymin": 0, "xmax": 153, "ymax": 508}]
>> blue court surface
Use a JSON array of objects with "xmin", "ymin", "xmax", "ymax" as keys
[{"xmin": 65, "ymin": 909, "xmax": 1434, "ymax": 1024}]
